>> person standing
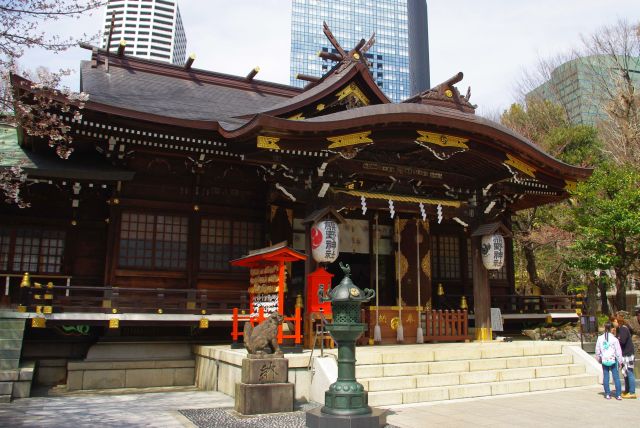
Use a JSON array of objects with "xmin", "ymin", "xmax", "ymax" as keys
[
  {"xmin": 628, "ymin": 306, "xmax": 640, "ymax": 334},
  {"xmin": 595, "ymin": 321, "xmax": 623, "ymax": 400},
  {"xmin": 613, "ymin": 314, "xmax": 637, "ymax": 399}
]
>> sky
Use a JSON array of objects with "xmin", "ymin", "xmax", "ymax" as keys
[{"xmin": 18, "ymin": 0, "xmax": 640, "ymax": 117}]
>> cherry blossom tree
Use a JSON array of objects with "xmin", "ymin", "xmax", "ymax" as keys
[{"xmin": 0, "ymin": 1, "xmax": 102, "ymax": 205}]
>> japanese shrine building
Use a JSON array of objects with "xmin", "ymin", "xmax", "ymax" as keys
[{"xmin": 2, "ymin": 29, "xmax": 591, "ymax": 351}]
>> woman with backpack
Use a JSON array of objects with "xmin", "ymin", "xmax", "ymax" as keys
[
  {"xmin": 613, "ymin": 314, "xmax": 637, "ymax": 399},
  {"xmin": 595, "ymin": 321, "xmax": 623, "ymax": 400}
]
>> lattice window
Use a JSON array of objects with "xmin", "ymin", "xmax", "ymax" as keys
[
  {"xmin": 492, "ymin": 263, "xmax": 507, "ymax": 280},
  {"xmin": 118, "ymin": 212, "xmax": 188, "ymax": 270},
  {"xmin": 200, "ymin": 218, "xmax": 263, "ymax": 271},
  {"xmin": 154, "ymin": 215, "xmax": 188, "ymax": 269},
  {"xmin": 431, "ymin": 235, "xmax": 460, "ymax": 280},
  {"xmin": 12, "ymin": 229, "xmax": 65, "ymax": 273},
  {"xmin": 0, "ymin": 228, "xmax": 9, "ymax": 270}
]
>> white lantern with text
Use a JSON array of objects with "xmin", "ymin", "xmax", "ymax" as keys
[
  {"xmin": 481, "ymin": 234, "xmax": 505, "ymax": 270},
  {"xmin": 311, "ymin": 220, "xmax": 339, "ymax": 263}
]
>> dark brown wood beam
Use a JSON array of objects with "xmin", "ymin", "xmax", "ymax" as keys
[
  {"xmin": 318, "ymin": 51, "xmax": 343, "ymax": 62},
  {"xmin": 296, "ymin": 73, "xmax": 321, "ymax": 83}
]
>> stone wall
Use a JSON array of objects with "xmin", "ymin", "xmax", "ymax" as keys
[{"xmin": 193, "ymin": 345, "xmax": 312, "ymax": 402}]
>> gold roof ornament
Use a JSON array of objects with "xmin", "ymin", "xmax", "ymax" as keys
[{"xmin": 335, "ymin": 83, "xmax": 370, "ymax": 106}]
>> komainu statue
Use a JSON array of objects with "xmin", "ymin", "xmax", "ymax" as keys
[{"xmin": 243, "ymin": 312, "xmax": 284, "ymax": 355}]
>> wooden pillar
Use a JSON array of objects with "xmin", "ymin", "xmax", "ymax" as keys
[{"xmin": 472, "ymin": 235, "xmax": 491, "ymax": 341}]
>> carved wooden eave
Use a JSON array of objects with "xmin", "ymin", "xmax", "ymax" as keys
[
  {"xmin": 302, "ymin": 207, "xmax": 346, "ymax": 225},
  {"xmin": 471, "ymin": 222, "xmax": 513, "ymax": 238},
  {"xmin": 403, "ymin": 72, "xmax": 477, "ymax": 113}
]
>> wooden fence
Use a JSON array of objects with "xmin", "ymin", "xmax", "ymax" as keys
[{"xmin": 423, "ymin": 309, "xmax": 468, "ymax": 342}]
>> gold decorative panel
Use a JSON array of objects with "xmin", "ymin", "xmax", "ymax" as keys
[
  {"xmin": 504, "ymin": 153, "xmax": 536, "ymax": 177},
  {"xmin": 416, "ymin": 131, "xmax": 469, "ymax": 149},
  {"xmin": 421, "ymin": 252, "xmax": 431, "ymax": 278},
  {"xmin": 335, "ymin": 83, "xmax": 370, "ymax": 106},
  {"xmin": 327, "ymin": 131, "xmax": 373, "ymax": 149},
  {"xmin": 257, "ymin": 135, "xmax": 281, "ymax": 150}
]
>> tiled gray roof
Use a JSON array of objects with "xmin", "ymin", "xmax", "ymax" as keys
[
  {"xmin": 0, "ymin": 125, "xmax": 134, "ymax": 181},
  {"xmin": 80, "ymin": 61, "xmax": 292, "ymax": 122}
]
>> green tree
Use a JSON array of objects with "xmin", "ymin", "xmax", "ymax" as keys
[
  {"xmin": 568, "ymin": 165, "xmax": 640, "ymax": 311},
  {"xmin": 501, "ymin": 99, "xmax": 602, "ymax": 295}
]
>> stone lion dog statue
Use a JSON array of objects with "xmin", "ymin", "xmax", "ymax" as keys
[{"xmin": 243, "ymin": 312, "xmax": 284, "ymax": 355}]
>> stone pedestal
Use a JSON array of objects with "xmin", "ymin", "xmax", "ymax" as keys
[
  {"xmin": 234, "ymin": 354, "xmax": 294, "ymax": 415},
  {"xmin": 306, "ymin": 407, "xmax": 387, "ymax": 428}
]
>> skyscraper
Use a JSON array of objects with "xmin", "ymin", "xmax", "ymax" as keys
[
  {"xmin": 101, "ymin": 0, "xmax": 187, "ymax": 65},
  {"xmin": 290, "ymin": 0, "xmax": 430, "ymax": 102},
  {"xmin": 527, "ymin": 55, "xmax": 640, "ymax": 125}
]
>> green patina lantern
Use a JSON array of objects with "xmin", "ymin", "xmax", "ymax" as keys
[{"xmin": 318, "ymin": 262, "xmax": 375, "ymax": 416}]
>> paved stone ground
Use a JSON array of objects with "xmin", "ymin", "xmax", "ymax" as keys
[
  {"xmin": 0, "ymin": 384, "xmax": 637, "ymax": 427},
  {"xmin": 385, "ymin": 384, "xmax": 640, "ymax": 428},
  {"xmin": 180, "ymin": 402, "xmax": 320, "ymax": 428},
  {"xmin": 0, "ymin": 387, "xmax": 233, "ymax": 427}
]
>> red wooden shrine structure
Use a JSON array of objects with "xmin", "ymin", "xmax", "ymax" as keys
[{"xmin": 229, "ymin": 243, "xmax": 306, "ymax": 346}]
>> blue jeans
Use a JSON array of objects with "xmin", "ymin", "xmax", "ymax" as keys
[
  {"xmin": 602, "ymin": 363, "xmax": 621, "ymax": 397},
  {"xmin": 623, "ymin": 364, "xmax": 636, "ymax": 394}
]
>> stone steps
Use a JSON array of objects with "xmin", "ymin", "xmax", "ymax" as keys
[
  {"xmin": 361, "ymin": 363, "xmax": 586, "ymax": 392},
  {"xmin": 367, "ymin": 374, "xmax": 598, "ymax": 406},
  {"xmin": 350, "ymin": 342, "xmax": 599, "ymax": 407},
  {"xmin": 356, "ymin": 354, "xmax": 574, "ymax": 378},
  {"xmin": 0, "ymin": 317, "xmax": 31, "ymax": 402}
]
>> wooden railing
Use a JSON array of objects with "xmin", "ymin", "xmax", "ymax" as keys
[
  {"xmin": 10, "ymin": 279, "xmax": 247, "ymax": 316},
  {"xmin": 231, "ymin": 306, "xmax": 302, "ymax": 347},
  {"xmin": 437, "ymin": 294, "xmax": 577, "ymax": 314},
  {"xmin": 423, "ymin": 310, "xmax": 468, "ymax": 342}
]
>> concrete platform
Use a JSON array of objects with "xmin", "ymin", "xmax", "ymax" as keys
[{"xmin": 194, "ymin": 341, "xmax": 600, "ymax": 407}]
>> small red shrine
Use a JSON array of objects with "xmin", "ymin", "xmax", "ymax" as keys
[{"xmin": 229, "ymin": 242, "xmax": 306, "ymax": 346}]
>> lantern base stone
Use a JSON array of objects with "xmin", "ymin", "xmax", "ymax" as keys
[{"xmin": 306, "ymin": 406, "xmax": 387, "ymax": 428}]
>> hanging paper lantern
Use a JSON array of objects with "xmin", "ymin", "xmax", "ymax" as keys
[
  {"xmin": 481, "ymin": 234, "xmax": 505, "ymax": 270},
  {"xmin": 311, "ymin": 220, "xmax": 340, "ymax": 263}
]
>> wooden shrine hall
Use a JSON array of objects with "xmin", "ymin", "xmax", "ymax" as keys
[{"xmin": 2, "ymin": 25, "xmax": 592, "ymax": 349}]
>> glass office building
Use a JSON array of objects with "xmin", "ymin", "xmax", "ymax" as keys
[
  {"xmin": 527, "ymin": 55, "xmax": 640, "ymax": 125},
  {"xmin": 290, "ymin": 0, "xmax": 430, "ymax": 102}
]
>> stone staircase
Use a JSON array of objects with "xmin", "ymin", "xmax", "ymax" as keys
[
  {"xmin": 0, "ymin": 318, "xmax": 34, "ymax": 402},
  {"xmin": 354, "ymin": 342, "xmax": 598, "ymax": 406}
]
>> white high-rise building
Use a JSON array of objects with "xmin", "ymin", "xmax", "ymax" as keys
[{"xmin": 101, "ymin": 0, "xmax": 187, "ymax": 65}]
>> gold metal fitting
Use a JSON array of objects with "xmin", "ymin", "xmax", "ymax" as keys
[
  {"xmin": 460, "ymin": 296, "xmax": 468, "ymax": 310},
  {"xmin": 20, "ymin": 272, "xmax": 31, "ymax": 288},
  {"xmin": 437, "ymin": 283, "xmax": 445, "ymax": 296}
]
